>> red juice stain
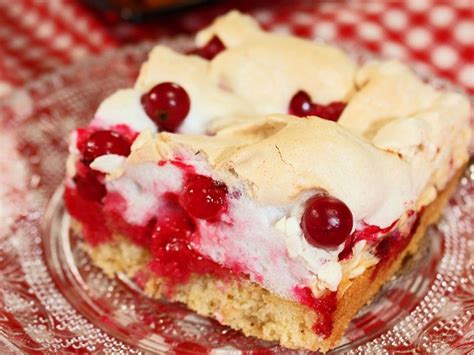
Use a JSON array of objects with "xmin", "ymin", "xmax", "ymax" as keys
[
  {"xmin": 170, "ymin": 159, "xmax": 197, "ymax": 173},
  {"xmin": 372, "ymin": 212, "xmax": 421, "ymax": 278},
  {"xmin": 293, "ymin": 286, "xmax": 337, "ymax": 338},
  {"xmin": 127, "ymin": 321, "xmax": 153, "ymax": 341},
  {"xmin": 174, "ymin": 341, "xmax": 208, "ymax": 354},
  {"xmin": 338, "ymin": 219, "xmax": 398, "ymax": 261},
  {"xmin": 242, "ymin": 350, "xmax": 274, "ymax": 355},
  {"xmin": 352, "ymin": 220, "xmax": 399, "ymax": 244}
]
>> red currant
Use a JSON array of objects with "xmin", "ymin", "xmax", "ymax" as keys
[
  {"xmin": 289, "ymin": 90, "xmax": 346, "ymax": 121},
  {"xmin": 141, "ymin": 82, "xmax": 191, "ymax": 132},
  {"xmin": 289, "ymin": 91, "xmax": 313, "ymax": 117},
  {"xmin": 301, "ymin": 195, "xmax": 353, "ymax": 248},
  {"xmin": 190, "ymin": 35, "xmax": 225, "ymax": 60},
  {"xmin": 73, "ymin": 170, "xmax": 106, "ymax": 203},
  {"xmin": 80, "ymin": 130, "xmax": 131, "ymax": 165},
  {"xmin": 180, "ymin": 174, "xmax": 228, "ymax": 221}
]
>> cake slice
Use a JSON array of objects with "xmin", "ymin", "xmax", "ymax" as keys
[{"xmin": 63, "ymin": 11, "xmax": 472, "ymax": 352}]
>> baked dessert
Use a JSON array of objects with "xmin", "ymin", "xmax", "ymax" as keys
[{"xmin": 63, "ymin": 11, "xmax": 472, "ymax": 351}]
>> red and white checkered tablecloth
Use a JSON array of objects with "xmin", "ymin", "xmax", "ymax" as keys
[{"xmin": 0, "ymin": 0, "xmax": 472, "ymax": 98}]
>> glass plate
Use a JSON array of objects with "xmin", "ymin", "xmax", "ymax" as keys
[{"xmin": 0, "ymin": 37, "xmax": 473, "ymax": 354}]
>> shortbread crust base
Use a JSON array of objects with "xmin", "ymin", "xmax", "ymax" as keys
[{"xmin": 80, "ymin": 166, "xmax": 465, "ymax": 352}]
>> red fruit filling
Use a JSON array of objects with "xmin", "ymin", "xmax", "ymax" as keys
[
  {"xmin": 75, "ymin": 127, "xmax": 92, "ymax": 153},
  {"xmin": 189, "ymin": 35, "xmax": 225, "ymax": 60},
  {"xmin": 294, "ymin": 286, "xmax": 337, "ymax": 338},
  {"xmin": 103, "ymin": 192, "xmax": 157, "ymax": 247},
  {"xmin": 301, "ymin": 194, "xmax": 353, "ymax": 248},
  {"xmin": 69, "ymin": 163, "xmax": 232, "ymax": 289},
  {"xmin": 79, "ymin": 129, "xmax": 132, "ymax": 165},
  {"xmin": 336, "ymin": 211, "xmax": 419, "ymax": 279},
  {"xmin": 73, "ymin": 170, "xmax": 106, "ymax": 203},
  {"xmin": 141, "ymin": 82, "xmax": 191, "ymax": 132},
  {"xmin": 65, "ymin": 181, "xmax": 232, "ymax": 292},
  {"xmin": 181, "ymin": 174, "xmax": 228, "ymax": 221},
  {"xmin": 149, "ymin": 194, "xmax": 230, "ymax": 292},
  {"xmin": 64, "ymin": 185, "xmax": 110, "ymax": 246},
  {"xmin": 338, "ymin": 219, "xmax": 399, "ymax": 261},
  {"xmin": 289, "ymin": 90, "xmax": 346, "ymax": 121},
  {"xmin": 372, "ymin": 211, "xmax": 421, "ymax": 276}
]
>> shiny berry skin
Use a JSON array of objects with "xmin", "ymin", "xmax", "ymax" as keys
[
  {"xmin": 301, "ymin": 195, "xmax": 353, "ymax": 248},
  {"xmin": 80, "ymin": 130, "xmax": 131, "ymax": 165},
  {"xmin": 141, "ymin": 82, "xmax": 190, "ymax": 132},
  {"xmin": 289, "ymin": 90, "xmax": 346, "ymax": 121},
  {"xmin": 191, "ymin": 35, "xmax": 225, "ymax": 60},
  {"xmin": 289, "ymin": 91, "xmax": 313, "ymax": 117},
  {"xmin": 73, "ymin": 170, "xmax": 106, "ymax": 203},
  {"xmin": 181, "ymin": 174, "xmax": 228, "ymax": 221}
]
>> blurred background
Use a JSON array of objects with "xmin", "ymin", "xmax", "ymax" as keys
[{"xmin": 0, "ymin": 0, "xmax": 472, "ymax": 99}]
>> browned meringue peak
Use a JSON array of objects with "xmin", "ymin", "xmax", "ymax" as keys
[
  {"xmin": 134, "ymin": 46, "xmax": 255, "ymax": 134},
  {"xmin": 198, "ymin": 11, "xmax": 356, "ymax": 110},
  {"xmin": 338, "ymin": 60, "xmax": 442, "ymax": 139},
  {"xmin": 209, "ymin": 36, "xmax": 355, "ymax": 112},
  {"xmin": 196, "ymin": 10, "xmax": 262, "ymax": 48},
  {"xmin": 128, "ymin": 114, "xmax": 414, "ymax": 228},
  {"xmin": 372, "ymin": 92, "xmax": 470, "ymax": 164},
  {"xmin": 337, "ymin": 60, "xmax": 470, "ymax": 207},
  {"xmin": 132, "ymin": 16, "xmax": 355, "ymax": 132},
  {"xmin": 136, "ymin": 46, "xmax": 209, "ymax": 90}
]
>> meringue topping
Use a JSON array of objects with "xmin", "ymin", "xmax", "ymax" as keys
[{"xmin": 91, "ymin": 11, "xmax": 356, "ymax": 135}]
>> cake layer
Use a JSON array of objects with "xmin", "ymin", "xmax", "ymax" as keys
[{"xmin": 82, "ymin": 162, "xmax": 465, "ymax": 351}]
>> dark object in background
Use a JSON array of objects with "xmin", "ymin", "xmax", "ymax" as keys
[{"xmin": 85, "ymin": 0, "xmax": 214, "ymax": 22}]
